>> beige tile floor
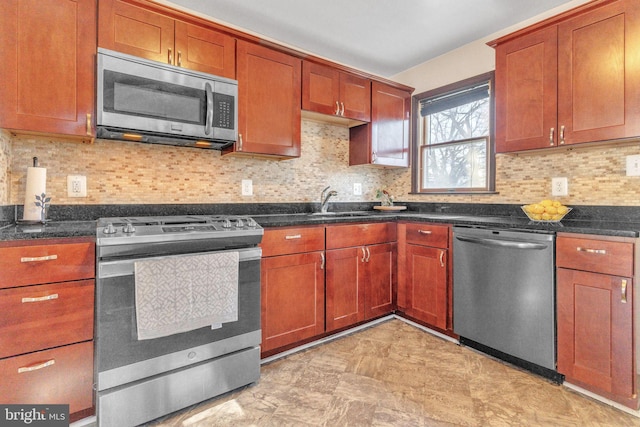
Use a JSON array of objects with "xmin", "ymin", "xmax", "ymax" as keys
[{"xmin": 146, "ymin": 319, "xmax": 640, "ymax": 426}]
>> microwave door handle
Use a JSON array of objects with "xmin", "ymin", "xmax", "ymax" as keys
[{"xmin": 205, "ymin": 82, "xmax": 213, "ymax": 135}]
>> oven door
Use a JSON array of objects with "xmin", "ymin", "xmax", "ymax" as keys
[
  {"xmin": 97, "ymin": 48, "xmax": 237, "ymax": 142},
  {"xmin": 95, "ymin": 247, "xmax": 261, "ymax": 392}
]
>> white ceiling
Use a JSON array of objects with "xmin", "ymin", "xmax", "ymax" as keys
[{"xmin": 165, "ymin": 0, "xmax": 576, "ymax": 77}]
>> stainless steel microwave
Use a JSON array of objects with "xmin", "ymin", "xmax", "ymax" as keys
[{"xmin": 96, "ymin": 48, "xmax": 237, "ymax": 150}]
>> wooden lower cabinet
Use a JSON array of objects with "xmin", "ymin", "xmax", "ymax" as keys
[
  {"xmin": 325, "ymin": 222, "xmax": 397, "ymax": 333},
  {"xmin": 556, "ymin": 233, "xmax": 638, "ymax": 409},
  {"xmin": 402, "ymin": 244, "xmax": 447, "ymax": 330},
  {"xmin": 0, "ymin": 238, "xmax": 95, "ymax": 421},
  {"xmin": 260, "ymin": 226, "xmax": 325, "ymax": 353},
  {"xmin": 397, "ymin": 222, "xmax": 451, "ymax": 332},
  {"xmin": 326, "ymin": 242, "xmax": 396, "ymax": 332},
  {"xmin": 0, "ymin": 341, "xmax": 94, "ymax": 415}
]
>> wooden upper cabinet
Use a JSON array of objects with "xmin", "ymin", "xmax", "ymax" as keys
[
  {"xmin": 303, "ymin": 61, "xmax": 371, "ymax": 122},
  {"xmin": 0, "ymin": 0, "xmax": 96, "ymax": 138},
  {"xmin": 225, "ymin": 41, "xmax": 301, "ymax": 158},
  {"xmin": 495, "ymin": 26, "xmax": 558, "ymax": 152},
  {"xmin": 98, "ymin": 0, "xmax": 236, "ymax": 78},
  {"xmin": 349, "ymin": 82, "xmax": 411, "ymax": 167},
  {"xmin": 492, "ymin": 0, "xmax": 640, "ymax": 152},
  {"xmin": 557, "ymin": 0, "xmax": 640, "ymax": 146}
]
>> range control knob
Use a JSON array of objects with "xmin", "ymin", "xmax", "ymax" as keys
[
  {"xmin": 235, "ymin": 218, "xmax": 244, "ymax": 228},
  {"xmin": 103, "ymin": 223, "xmax": 117, "ymax": 234},
  {"xmin": 222, "ymin": 219, "xmax": 232, "ymax": 229},
  {"xmin": 246, "ymin": 218, "xmax": 257, "ymax": 227},
  {"xmin": 123, "ymin": 223, "xmax": 136, "ymax": 234}
]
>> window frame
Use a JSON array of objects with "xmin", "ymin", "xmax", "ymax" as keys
[{"xmin": 411, "ymin": 71, "xmax": 496, "ymax": 194}]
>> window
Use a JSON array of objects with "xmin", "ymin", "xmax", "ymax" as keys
[{"xmin": 412, "ymin": 72, "xmax": 495, "ymax": 194}]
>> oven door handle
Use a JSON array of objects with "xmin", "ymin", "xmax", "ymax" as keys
[{"xmin": 98, "ymin": 247, "xmax": 261, "ymax": 278}]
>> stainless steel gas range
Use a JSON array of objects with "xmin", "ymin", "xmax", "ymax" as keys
[{"xmin": 95, "ymin": 215, "xmax": 263, "ymax": 427}]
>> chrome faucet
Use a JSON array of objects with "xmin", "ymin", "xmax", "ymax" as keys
[{"xmin": 320, "ymin": 186, "xmax": 338, "ymax": 213}]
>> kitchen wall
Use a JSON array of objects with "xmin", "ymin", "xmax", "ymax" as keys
[
  {"xmin": 0, "ymin": 130, "xmax": 10, "ymax": 206},
  {"xmin": 3, "ymin": 0, "xmax": 640, "ymax": 209},
  {"xmin": 390, "ymin": 0, "xmax": 640, "ymax": 207},
  {"xmin": 6, "ymin": 120, "xmax": 388, "ymax": 207}
]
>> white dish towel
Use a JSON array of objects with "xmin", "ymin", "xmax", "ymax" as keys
[{"xmin": 134, "ymin": 251, "xmax": 239, "ymax": 340}]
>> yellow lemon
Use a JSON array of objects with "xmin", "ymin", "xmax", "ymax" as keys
[
  {"xmin": 541, "ymin": 212, "xmax": 552, "ymax": 220},
  {"xmin": 540, "ymin": 200, "xmax": 553, "ymax": 207},
  {"xmin": 552, "ymin": 201, "xmax": 562, "ymax": 207},
  {"xmin": 532, "ymin": 204, "xmax": 545, "ymax": 214},
  {"xmin": 556, "ymin": 205, "xmax": 569, "ymax": 215},
  {"xmin": 552, "ymin": 214, "xmax": 564, "ymax": 220},
  {"xmin": 531, "ymin": 213, "xmax": 542, "ymax": 220},
  {"xmin": 545, "ymin": 206, "xmax": 558, "ymax": 215}
]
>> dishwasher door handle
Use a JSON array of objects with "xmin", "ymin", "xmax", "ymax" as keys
[{"xmin": 455, "ymin": 235, "xmax": 549, "ymax": 250}]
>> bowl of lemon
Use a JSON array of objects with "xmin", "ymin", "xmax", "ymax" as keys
[{"xmin": 522, "ymin": 200, "xmax": 572, "ymax": 222}]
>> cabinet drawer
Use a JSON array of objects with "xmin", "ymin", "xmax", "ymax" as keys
[
  {"xmin": 405, "ymin": 223, "xmax": 449, "ymax": 248},
  {"xmin": 0, "ymin": 242, "xmax": 95, "ymax": 289},
  {"xmin": 0, "ymin": 280, "xmax": 94, "ymax": 358},
  {"xmin": 326, "ymin": 222, "xmax": 396, "ymax": 249},
  {"xmin": 0, "ymin": 341, "xmax": 94, "ymax": 415},
  {"xmin": 260, "ymin": 226, "xmax": 325, "ymax": 257},
  {"xmin": 557, "ymin": 236, "xmax": 633, "ymax": 277}
]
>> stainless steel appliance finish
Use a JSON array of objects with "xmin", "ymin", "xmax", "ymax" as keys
[
  {"xmin": 453, "ymin": 226, "xmax": 558, "ymax": 377},
  {"xmin": 96, "ymin": 215, "xmax": 263, "ymax": 427},
  {"xmin": 97, "ymin": 48, "xmax": 237, "ymax": 150}
]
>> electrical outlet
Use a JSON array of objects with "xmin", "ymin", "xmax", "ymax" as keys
[
  {"xmin": 626, "ymin": 154, "xmax": 640, "ymax": 176},
  {"xmin": 353, "ymin": 183, "xmax": 362, "ymax": 196},
  {"xmin": 551, "ymin": 177, "xmax": 568, "ymax": 197},
  {"xmin": 67, "ymin": 175, "xmax": 87, "ymax": 197},
  {"xmin": 241, "ymin": 179, "xmax": 253, "ymax": 196}
]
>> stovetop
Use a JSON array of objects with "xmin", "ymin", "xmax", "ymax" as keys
[{"xmin": 97, "ymin": 215, "xmax": 263, "ymax": 246}]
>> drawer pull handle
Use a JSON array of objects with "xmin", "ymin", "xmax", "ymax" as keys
[
  {"xmin": 18, "ymin": 359, "xmax": 55, "ymax": 373},
  {"xmin": 22, "ymin": 294, "xmax": 58, "ymax": 303},
  {"xmin": 576, "ymin": 247, "xmax": 606, "ymax": 255},
  {"xmin": 285, "ymin": 234, "xmax": 302, "ymax": 240},
  {"xmin": 621, "ymin": 279, "xmax": 628, "ymax": 304},
  {"xmin": 418, "ymin": 230, "xmax": 432, "ymax": 235},
  {"xmin": 20, "ymin": 254, "xmax": 58, "ymax": 263}
]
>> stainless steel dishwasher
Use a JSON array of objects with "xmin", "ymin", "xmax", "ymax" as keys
[{"xmin": 453, "ymin": 226, "xmax": 562, "ymax": 382}]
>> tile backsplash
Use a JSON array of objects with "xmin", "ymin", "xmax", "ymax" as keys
[{"xmin": 3, "ymin": 123, "xmax": 640, "ymax": 208}]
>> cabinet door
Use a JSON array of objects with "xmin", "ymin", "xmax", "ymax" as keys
[
  {"xmin": 370, "ymin": 82, "xmax": 411, "ymax": 167},
  {"xmin": 174, "ymin": 21, "xmax": 236, "ymax": 78},
  {"xmin": 326, "ymin": 247, "xmax": 365, "ymax": 332},
  {"xmin": 404, "ymin": 244, "xmax": 447, "ymax": 330},
  {"xmin": 232, "ymin": 41, "xmax": 301, "ymax": 158},
  {"xmin": 0, "ymin": 0, "xmax": 96, "ymax": 137},
  {"xmin": 364, "ymin": 243, "xmax": 396, "ymax": 320},
  {"xmin": 98, "ymin": 0, "xmax": 175, "ymax": 64},
  {"xmin": 557, "ymin": 0, "xmax": 640, "ymax": 145},
  {"xmin": 261, "ymin": 252, "xmax": 324, "ymax": 353},
  {"xmin": 494, "ymin": 25, "xmax": 558, "ymax": 152},
  {"xmin": 557, "ymin": 268, "xmax": 636, "ymax": 408},
  {"xmin": 340, "ymin": 73, "xmax": 371, "ymax": 122},
  {"xmin": 302, "ymin": 61, "xmax": 341, "ymax": 116}
]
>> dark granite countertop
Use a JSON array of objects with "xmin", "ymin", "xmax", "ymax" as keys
[{"xmin": 1, "ymin": 203, "xmax": 639, "ymax": 241}]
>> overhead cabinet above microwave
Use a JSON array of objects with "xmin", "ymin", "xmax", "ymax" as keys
[{"xmin": 98, "ymin": 0, "xmax": 236, "ymax": 79}]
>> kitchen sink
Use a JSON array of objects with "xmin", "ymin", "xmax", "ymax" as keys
[{"xmin": 307, "ymin": 211, "xmax": 373, "ymax": 217}]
